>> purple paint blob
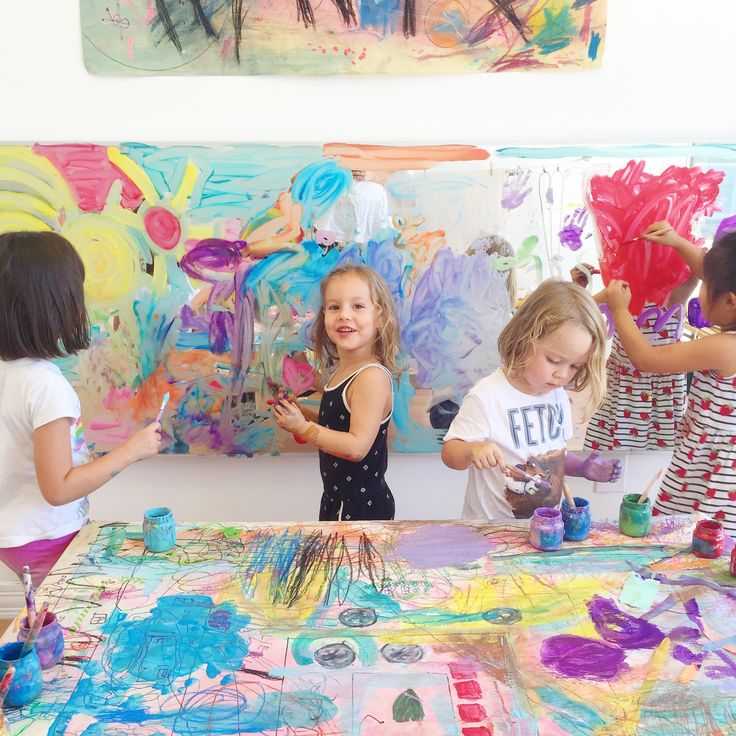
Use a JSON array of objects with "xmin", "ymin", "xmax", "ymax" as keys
[
  {"xmin": 668, "ymin": 626, "xmax": 701, "ymax": 643},
  {"xmin": 540, "ymin": 635, "xmax": 628, "ymax": 681},
  {"xmin": 179, "ymin": 239, "xmax": 245, "ymax": 283},
  {"xmin": 394, "ymin": 524, "xmax": 493, "ymax": 569},
  {"xmin": 587, "ymin": 595, "xmax": 665, "ymax": 650},
  {"xmin": 672, "ymin": 645, "xmax": 705, "ymax": 665}
]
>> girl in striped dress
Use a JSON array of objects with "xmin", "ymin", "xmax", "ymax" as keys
[{"xmin": 604, "ymin": 220, "xmax": 736, "ymax": 536}]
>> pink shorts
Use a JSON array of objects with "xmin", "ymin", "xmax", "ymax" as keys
[{"xmin": 0, "ymin": 531, "xmax": 79, "ymax": 586}]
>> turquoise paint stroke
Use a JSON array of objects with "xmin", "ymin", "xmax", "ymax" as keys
[{"xmin": 496, "ymin": 144, "xmax": 736, "ymax": 160}]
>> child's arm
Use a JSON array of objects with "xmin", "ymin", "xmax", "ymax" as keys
[
  {"xmin": 604, "ymin": 279, "xmax": 736, "ymax": 375},
  {"xmin": 273, "ymin": 368, "xmax": 391, "ymax": 462},
  {"xmin": 441, "ymin": 439, "xmax": 506, "ymax": 471},
  {"xmin": 564, "ymin": 450, "xmax": 622, "ymax": 483},
  {"xmin": 641, "ymin": 220, "xmax": 705, "ymax": 280},
  {"xmin": 34, "ymin": 420, "xmax": 162, "ymax": 506}
]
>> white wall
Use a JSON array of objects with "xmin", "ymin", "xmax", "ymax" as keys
[{"xmin": 0, "ymin": 1, "xmax": 732, "ymax": 611}]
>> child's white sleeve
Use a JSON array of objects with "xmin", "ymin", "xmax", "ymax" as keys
[
  {"xmin": 27, "ymin": 368, "xmax": 80, "ymax": 430},
  {"xmin": 443, "ymin": 395, "xmax": 492, "ymax": 443}
]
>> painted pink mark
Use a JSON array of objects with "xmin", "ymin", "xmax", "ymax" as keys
[
  {"xmin": 453, "ymin": 680, "xmax": 482, "ymax": 699},
  {"xmin": 144, "ymin": 207, "xmax": 182, "ymax": 250},
  {"xmin": 587, "ymin": 160, "xmax": 724, "ymax": 314},
  {"xmin": 89, "ymin": 422, "xmax": 123, "ymax": 430},
  {"xmin": 281, "ymin": 355, "xmax": 316, "ymax": 395},
  {"xmin": 221, "ymin": 37, "xmax": 233, "ymax": 60},
  {"xmin": 458, "ymin": 703, "xmax": 487, "ymax": 723},
  {"xmin": 33, "ymin": 144, "xmax": 144, "ymax": 213},
  {"xmin": 461, "ymin": 728, "xmax": 492, "ymax": 736},
  {"xmin": 449, "ymin": 660, "xmax": 478, "ymax": 679},
  {"xmin": 127, "ymin": 35, "xmax": 135, "ymax": 60},
  {"xmin": 394, "ymin": 524, "xmax": 493, "ymax": 569}
]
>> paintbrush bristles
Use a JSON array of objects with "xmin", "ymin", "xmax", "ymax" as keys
[
  {"xmin": 638, "ymin": 468, "xmax": 663, "ymax": 504},
  {"xmin": 562, "ymin": 481, "xmax": 575, "ymax": 507}
]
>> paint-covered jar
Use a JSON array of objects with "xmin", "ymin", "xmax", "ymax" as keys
[
  {"xmin": 529, "ymin": 507, "xmax": 564, "ymax": 551},
  {"xmin": 143, "ymin": 507, "xmax": 176, "ymax": 553},
  {"xmin": 692, "ymin": 519, "xmax": 726, "ymax": 559},
  {"xmin": 0, "ymin": 713, "xmax": 9, "ymax": 736},
  {"xmin": 0, "ymin": 641, "xmax": 42, "ymax": 707},
  {"xmin": 730, "ymin": 546, "xmax": 736, "ymax": 577},
  {"xmin": 618, "ymin": 494, "xmax": 652, "ymax": 538},
  {"xmin": 17, "ymin": 612, "xmax": 64, "ymax": 669},
  {"xmin": 561, "ymin": 497, "xmax": 591, "ymax": 542}
]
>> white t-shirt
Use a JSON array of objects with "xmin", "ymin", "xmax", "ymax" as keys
[
  {"xmin": 444, "ymin": 368, "xmax": 573, "ymax": 521},
  {"xmin": 0, "ymin": 359, "xmax": 91, "ymax": 547}
]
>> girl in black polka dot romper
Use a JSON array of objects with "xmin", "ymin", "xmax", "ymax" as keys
[{"xmin": 272, "ymin": 264, "xmax": 401, "ymax": 521}]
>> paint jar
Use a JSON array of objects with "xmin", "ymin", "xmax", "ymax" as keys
[
  {"xmin": 0, "ymin": 641, "xmax": 42, "ymax": 707},
  {"xmin": 143, "ymin": 507, "xmax": 176, "ymax": 553},
  {"xmin": 691, "ymin": 520, "xmax": 726, "ymax": 559},
  {"xmin": 618, "ymin": 494, "xmax": 652, "ymax": 538},
  {"xmin": 17, "ymin": 612, "xmax": 64, "ymax": 669},
  {"xmin": 561, "ymin": 497, "xmax": 591, "ymax": 542},
  {"xmin": 0, "ymin": 713, "xmax": 9, "ymax": 736},
  {"xmin": 529, "ymin": 507, "xmax": 564, "ymax": 551},
  {"xmin": 730, "ymin": 546, "xmax": 736, "ymax": 577}
]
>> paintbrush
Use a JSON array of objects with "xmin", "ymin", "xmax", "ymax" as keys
[
  {"xmin": 503, "ymin": 465, "xmax": 552, "ymax": 493},
  {"xmin": 620, "ymin": 236, "xmax": 645, "ymax": 246},
  {"xmin": 155, "ymin": 391, "xmax": 170, "ymax": 423},
  {"xmin": 0, "ymin": 665, "xmax": 15, "ymax": 710},
  {"xmin": 562, "ymin": 481, "xmax": 576, "ymax": 508},
  {"xmin": 22, "ymin": 565, "xmax": 35, "ymax": 628},
  {"xmin": 638, "ymin": 468, "xmax": 663, "ymax": 504},
  {"xmin": 19, "ymin": 602, "xmax": 49, "ymax": 658}
]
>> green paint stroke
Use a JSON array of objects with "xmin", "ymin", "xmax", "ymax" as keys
[{"xmin": 393, "ymin": 688, "xmax": 425, "ymax": 723}]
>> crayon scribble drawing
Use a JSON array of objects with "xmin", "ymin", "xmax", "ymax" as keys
[
  {"xmin": 0, "ymin": 142, "xmax": 509, "ymax": 455},
  {"xmin": 6, "ymin": 517, "xmax": 736, "ymax": 734},
  {"xmin": 80, "ymin": 0, "xmax": 607, "ymax": 75}
]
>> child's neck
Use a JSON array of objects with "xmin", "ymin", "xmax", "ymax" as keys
[{"xmin": 335, "ymin": 351, "xmax": 380, "ymax": 375}]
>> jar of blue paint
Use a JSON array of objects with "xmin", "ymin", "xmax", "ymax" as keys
[
  {"xmin": 561, "ymin": 497, "xmax": 591, "ymax": 541},
  {"xmin": 0, "ymin": 641, "xmax": 42, "ymax": 707},
  {"xmin": 619, "ymin": 494, "xmax": 652, "ymax": 537},
  {"xmin": 143, "ymin": 507, "xmax": 176, "ymax": 553},
  {"xmin": 529, "ymin": 507, "xmax": 564, "ymax": 551}
]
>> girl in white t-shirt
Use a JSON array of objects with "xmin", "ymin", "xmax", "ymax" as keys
[
  {"xmin": 0, "ymin": 231, "xmax": 162, "ymax": 583},
  {"xmin": 442, "ymin": 279, "xmax": 622, "ymax": 520}
]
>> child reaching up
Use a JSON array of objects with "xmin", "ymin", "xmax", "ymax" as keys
[
  {"xmin": 442, "ymin": 280, "xmax": 622, "ymax": 520},
  {"xmin": 604, "ymin": 221, "xmax": 736, "ymax": 535},
  {"xmin": 0, "ymin": 232, "xmax": 162, "ymax": 584},
  {"xmin": 272, "ymin": 264, "xmax": 401, "ymax": 521}
]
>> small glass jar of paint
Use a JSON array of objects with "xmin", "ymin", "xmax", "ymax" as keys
[
  {"xmin": 0, "ymin": 641, "xmax": 42, "ymax": 707},
  {"xmin": 529, "ymin": 507, "xmax": 564, "ymax": 551},
  {"xmin": 17, "ymin": 611, "xmax": 64, "ymax": 669},
  {"xmin": 618, "ymin": 494, "xmax": 652, "ymax": 538},
  {"xmin": 561, "ymin": 497, "xmax": 591, "ymax": 542},
  {"xmin": 143, "ymin": 506, "xmax": 176, "ymax": 553},
  {"xmin": 691, "ymin": 519, "xmax": 726, "ymax": 559},
  {"xmin": 730, "ymin": 546, "xmax": 736, "ymax": 577}
]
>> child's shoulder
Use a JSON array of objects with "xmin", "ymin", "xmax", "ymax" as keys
[{"xmin": 1, "ymin": 358, "xmax": 68, "ymax": 389}]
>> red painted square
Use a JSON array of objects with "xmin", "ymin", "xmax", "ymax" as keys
[
  {"xmin": 449, "ymin": 660, "xmax": 478, "ymax": 679},
  {"xmin": 453, "ymin": 680, "xmax": 482, "ymax": 699},
  {"xmin": 461, "ymin": 727, "xmax": 492, "ymax": 736},
  {"xmin": 458, "ymin": 703, "xmax": 487, "ymax": 722}
]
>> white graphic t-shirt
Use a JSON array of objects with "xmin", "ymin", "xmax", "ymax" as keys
[
  {"xmin": 0, "ymin": 359, "xmax": 91, "ymax": 547},
  {"xmin": 444, "ymin": 369, "xmax": 573, "ymax": 520}
]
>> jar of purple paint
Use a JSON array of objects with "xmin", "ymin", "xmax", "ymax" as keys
[
  {"xmin": 17, "ymin": 612, "xmax": 64, "ymax": 669},
  {"xmin": 529, "ymin": 507, "xmax": 564, "ymax": 551}
]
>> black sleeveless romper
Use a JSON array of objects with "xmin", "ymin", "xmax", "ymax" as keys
[{"xmin": 318, "ymin": 364, "xmax": 395, "ymax": 521}]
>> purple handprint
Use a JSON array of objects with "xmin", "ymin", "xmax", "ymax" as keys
[
  {"xmin": 501, "ymin": 168, "xmax": 533, "ymax": 210},
  {"xmin": 559, "ymin": 207, "xmax": 589, "ymax": 252}
]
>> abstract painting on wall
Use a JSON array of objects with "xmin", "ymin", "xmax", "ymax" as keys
[
  {"xmin": 1, "ymin": 141, "xmax": 734, "ymax": 456},
  {"xmin": 80, "ymin": 0, "xmax": 607, "ymax": 75}
]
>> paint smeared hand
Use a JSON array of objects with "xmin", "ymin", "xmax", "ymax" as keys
[
  {"xmin": 501, "ymin": 168, "xmax": 532, "ymax": 210},
  {"xmin": 559, "ymin": 208, "xmax": 589, "ymax": 252},
  {"xmin": 603, "ymin": 279, "xmax": 632, "ymax": 312},
  {"xmin": 272, "ymin": 399, "xmax": 309, "ymax": 435},
  {"xmin": 581, "ymin": 451, "xmax": 623, "ymax": 483}
]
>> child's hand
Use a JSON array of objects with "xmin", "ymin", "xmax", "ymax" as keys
[
  {"xmin": 469, "ymin": 441, "xmax": 506, "ymax": 470},
  {"xmin": 272, "ymin": 400, "xmax": 309, "ymax": 435},
  {"xmin": 641, "ymin": 220, "xmax": 682, "ymax": 248},
  {"xmin": 581, "ymin": 451, "xmax": 623, "ymax": 483},
  {"xmin": 603, "ymin": 279, "xmax": 632, "ymax": 311},
  {"xmin": 125, "ymin": 422, "xmax": 162, "ymax": 462},
  {"xmin": 570, "ymin": 263, "xmax": 600, "ymax": 289}
]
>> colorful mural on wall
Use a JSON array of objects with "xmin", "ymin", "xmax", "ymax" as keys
[
  {"xmin": 5, "ymin": 518, "xmax": 736, "ymax": 733},
  {"xmin": 1, "ymin": 142, "xmax": 734, "ymax": 456},
  {"xmin": 80, "ymin": 0, "xmax": 608, "ymax": 75}
]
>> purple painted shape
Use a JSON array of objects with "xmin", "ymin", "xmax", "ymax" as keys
[
  {"xmin": 179, "ymin": 239, "xmax": 245, "ymax": 283},
  {"xmin": 715, "ymin": 214, "xmax": 736, "ymax": 240},
  {"xmin": 394, "ymin": 524, "xmax": 494, "ymax": 569},
  {"xmin": 587, "ymin": 596, "xmax": 665, "ymax": 650},
  {"xmin": 558, "ymin": 208, "xmax": 588, "ymax": 252},
  {"xmin": 672, "ymin": 645, "xmax": 705, "ymax": 665},
  {"xmin": 540, "ymin": 635, "xmax": 628, "ymax": 681},
  {"xmin": 668, "ymin": 626, "xmax": 701, "ymax": 643}
]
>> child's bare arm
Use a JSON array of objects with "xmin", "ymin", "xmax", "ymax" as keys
[
  {"xmin": 642, "ymin": 220, "xmax": 705, "ymax": 280},
  {"xmin": 441, "ymin": 439, "xmax": 506, "ymax": 471}
]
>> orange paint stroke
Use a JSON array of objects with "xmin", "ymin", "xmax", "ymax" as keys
[{"xmin": 323, "ymin": 143, "xmax": 490, "ymax": 172}]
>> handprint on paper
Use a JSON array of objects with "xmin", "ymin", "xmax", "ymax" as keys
[
  {"xmin": 559, "ymin": 208, "xmax": 589, "ymax": 252},
  {"xmin": 501, "ymin": 168, "xmax": 533, "ymax": 210}
]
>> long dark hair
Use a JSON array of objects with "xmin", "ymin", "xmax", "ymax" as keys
[{"xmin": 0, "ymin": 231, "xmax": 90, "ymax": 360}]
